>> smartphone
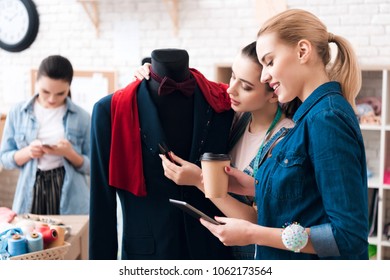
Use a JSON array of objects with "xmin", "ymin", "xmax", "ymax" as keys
[
  {"xmin": 42, "ymin": 143, "xmax": 56, "ymax": 148},
  {"xmin": 158, "ymin": 143, "xmax": 177, "ymax": 165},
  {"xmin": 169, "ymin": 199, "xmax": 222, "ymax": 225}
]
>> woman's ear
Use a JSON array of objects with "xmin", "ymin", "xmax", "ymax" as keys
[{"xmin": 297, "ymin": 39, "xmax": 311, "ymax": 64}]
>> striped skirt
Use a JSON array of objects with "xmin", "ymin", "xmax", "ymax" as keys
[{"xmin": 31, "ymin": 166, "xmax": 65, "ymax": 215}]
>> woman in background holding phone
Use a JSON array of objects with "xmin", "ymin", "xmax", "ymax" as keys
[{"xmin": 0, "ymin": 55, "xmax": 90, "ymax": 215}]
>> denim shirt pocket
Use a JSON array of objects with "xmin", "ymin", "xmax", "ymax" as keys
[
  {"xmin": 266, "ymin": 150, "xmax": 306, "ymax": 200},
  {"xmin": 66, "ymin": 129, "xmax": 84, "ymax": 153},
  {"xmin": 14, "ymin": 133, "xmax": 29, "ymax": 149}
]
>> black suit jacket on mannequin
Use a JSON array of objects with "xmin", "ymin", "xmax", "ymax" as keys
[{"xmin": 89, "ymin": 50, "xmax": 234, "ymax": 260}]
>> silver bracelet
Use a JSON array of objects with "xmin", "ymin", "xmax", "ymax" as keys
[{"xmin": 281, "ymin": 222, "xmax": 309, "ymax": 253}]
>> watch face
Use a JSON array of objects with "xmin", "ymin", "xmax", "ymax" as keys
[
  {"xmin": 0, "ymin": 0, "xmax": 39, "ymax": 52},
  {"xmin": 0, "ymin": 0, "xmax": 29, "ymax": 45}
]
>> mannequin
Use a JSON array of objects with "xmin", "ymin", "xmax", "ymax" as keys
[
  {"xmin": 147, "ymin": 49, "xmax": 194, "ymax": 161},
  {"xmin": 89, "ymin": 48, "xmax": 234, "ymax": 259}
]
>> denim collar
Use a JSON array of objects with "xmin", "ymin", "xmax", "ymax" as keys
[
  {"xmin": 21, "ymin": 93, "xmax": 77, "ymax": 114},
  {"xmin": 293, "ymin": 81, "xmax": 342, "ymax": 124}
]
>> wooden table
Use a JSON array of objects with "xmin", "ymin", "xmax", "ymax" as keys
[{"xmin": 53, "ymin": 215, "xmax": 89, "ymax": 260}]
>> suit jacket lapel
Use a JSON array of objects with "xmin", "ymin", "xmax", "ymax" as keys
[
  {"xmin": 137, "ymin": 82, "xmax": 165, "ymax": 155},
  {"xmin": 188, "ymin": 86, "xmax": 214, "ymax": 163}
]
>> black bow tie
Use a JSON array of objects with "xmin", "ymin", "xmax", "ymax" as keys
[{"xmin": 150, "ymin": 68, "xmax": 196, "ymax": 97}]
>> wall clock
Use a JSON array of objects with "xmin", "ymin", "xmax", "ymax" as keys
[{"xmin": 0, "ymin": 0, "xmax": 39, "ymax": 52}]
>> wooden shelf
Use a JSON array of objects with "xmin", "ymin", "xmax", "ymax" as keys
[
  {"xmin": 78, "ymin": 0, "xmax": 99, "ymax": 36},
  {"xmin": 163, "ymin": 0, "xmax": 179, "ymax": 36}
]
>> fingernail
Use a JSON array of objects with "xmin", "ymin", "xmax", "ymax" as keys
[{"xmin": 225, "ymin": 166, "xmax": 230, "ymax": 172}]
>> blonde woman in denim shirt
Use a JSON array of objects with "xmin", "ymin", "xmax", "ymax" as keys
[
  {"xmin": 200, "ymin": 9, "xmax": 368, "ymax": 260},
  {"xmin": 0, "ymin": 55, "xmax": 90, "ymax": 215}
]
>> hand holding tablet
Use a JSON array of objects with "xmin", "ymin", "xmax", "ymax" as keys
[{"xmin": 169, "ymin": 198, "xmax": 223, "ymax": 225}]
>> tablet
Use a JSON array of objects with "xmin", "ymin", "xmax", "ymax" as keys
[{"xmin": 169, "ymin": 199, "xmax": 222, "ymax": 225}]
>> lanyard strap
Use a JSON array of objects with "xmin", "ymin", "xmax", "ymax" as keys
[{"xmin": 252, "ymin": 106, "xmax": 282, "ymax": 177}]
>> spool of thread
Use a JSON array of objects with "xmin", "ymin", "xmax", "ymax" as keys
[
  {"xmin": 41, "ymin": 229, "xmax": 58, "ymax": 248},
  {"xmin": 26, "ymin": 232, "xmax": 44, "ymax": 252},
  {"xmin": 35, "ymin": 223, "xmax": 58, "ymax": 248},
  {"xmin": 47, "ymin": 226, "xmax": 65, "ymax": 248},
  {"xmin": 35, "ymin": 223, "xmax": 50, "ymax": 233},
  {"xmin": 7, "ymin": 234, "xmax": 27, "ymax": 256}
]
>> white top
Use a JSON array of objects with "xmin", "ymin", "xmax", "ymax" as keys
[
  {"xmin": 230, "ymin": 123, "xmax": 263, "ymax": 171},
  {"xmin": 34, "ymin": 100, "xmax": 66, "ymax": 171},
  {"xmin": 229, "ymin": 117, "xmax": 295, "ymax": 173}
]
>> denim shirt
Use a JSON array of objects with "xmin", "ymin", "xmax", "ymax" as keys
[
  {"xmin": 0, "ymin": 94, "xmax": 91, "ymax": 214},
  {"xmin": 254, "ymin": 82, "xmax": 368, "ymax": 260}
]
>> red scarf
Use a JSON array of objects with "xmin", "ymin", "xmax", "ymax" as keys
[{"xmin": 109, "ymin": 68, "xmax": 230, "ymax": 196}]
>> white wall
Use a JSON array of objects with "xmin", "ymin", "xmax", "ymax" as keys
[{"xmin": 1, "ymin": 0, "xmax": 389, "ymax": 113}]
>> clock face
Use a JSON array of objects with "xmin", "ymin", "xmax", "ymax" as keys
[
  {"xmin": 0, "ymin": 0, "xmax": 30, "ymax": 45},
  {"xmin": 0, "ymin": 0, "xmax": 39, "ymax": 52}
]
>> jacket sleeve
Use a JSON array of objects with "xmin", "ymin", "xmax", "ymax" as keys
[
  {"xmin": 74, "ymin": 110, "xmax": 91, "ymax": 175},
  {"xmin": 309, "ymin": 108, "xmax": 368, "ymax": 257},
  {"xmin": 89, "ymin": 95, "xmax": 119, "ymax": 259},
  {"xmin": 0, "ymin": 107, "xmax": 19, "ymax": 169}
]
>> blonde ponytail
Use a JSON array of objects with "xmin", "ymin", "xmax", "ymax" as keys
[{"xmin": 328, "ymin": 34, "xmax": 361, "ymax": 110}]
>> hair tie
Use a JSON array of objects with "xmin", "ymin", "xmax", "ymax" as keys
[{"xmin": 328, "ymin": 32, "xmax": 335, "ymax": 43}]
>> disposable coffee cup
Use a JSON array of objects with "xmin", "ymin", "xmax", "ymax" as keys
[{"xmin": 200, "ymin": 153, "xmax": 231, "ymax": 198}]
